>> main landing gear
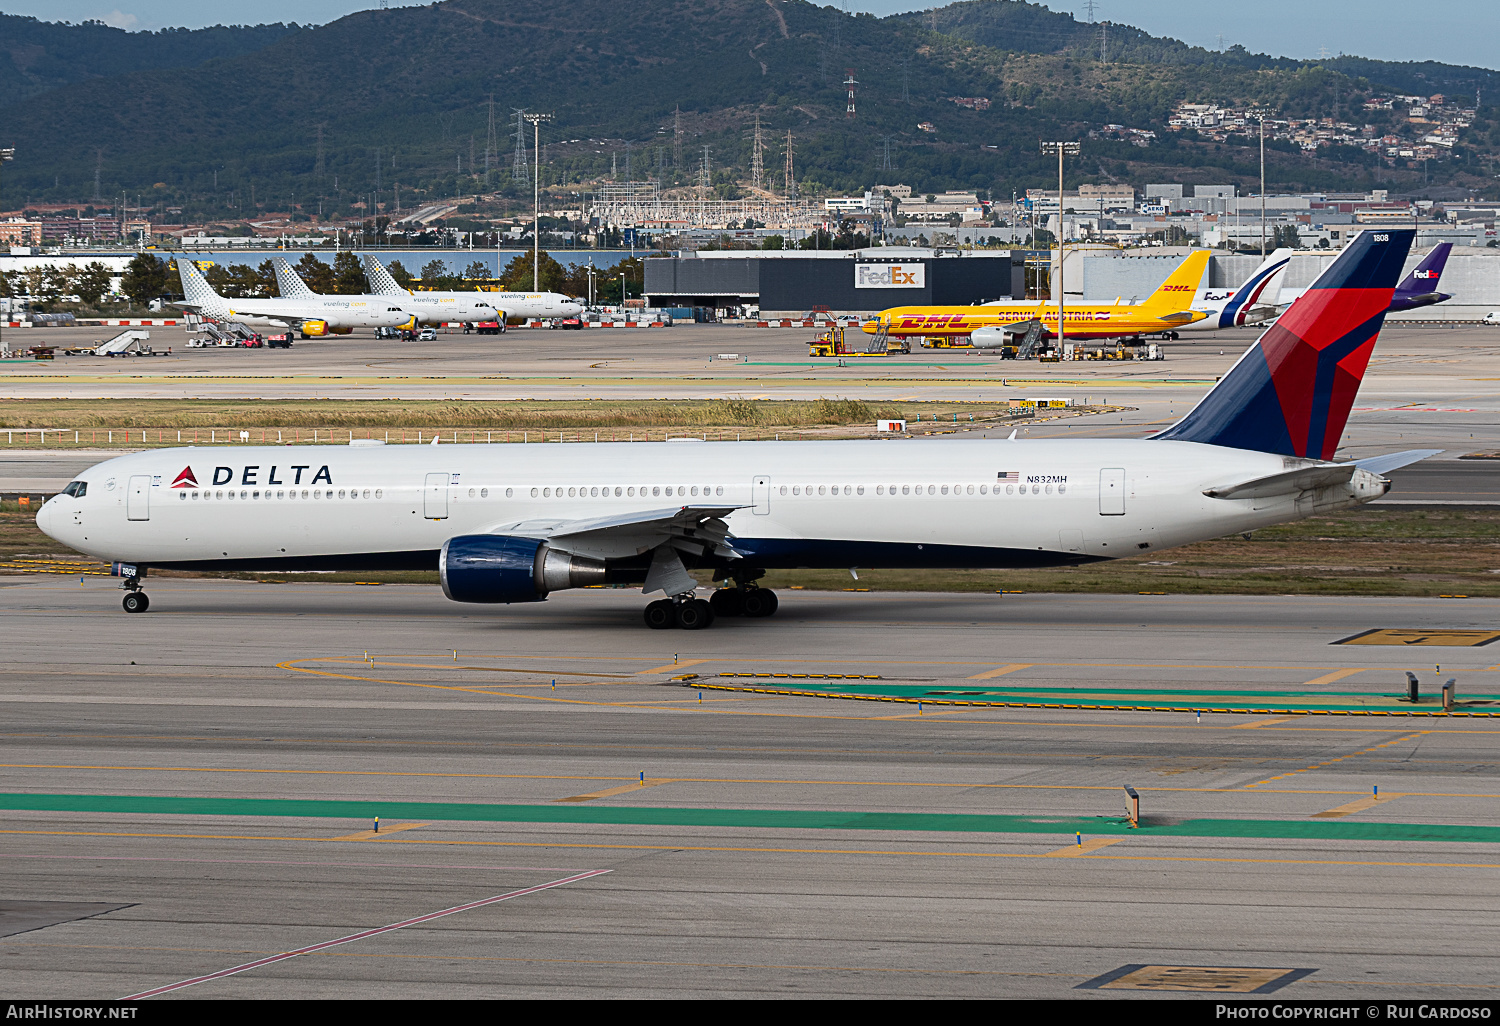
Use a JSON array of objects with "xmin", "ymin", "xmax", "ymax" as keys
[
  {"xmin": 121, "ymin": 577, "xmax": 150, "ymax": 613},
  {"xmin": 643, "ymin": 584, "xmax": 780, "ymax": 630}
]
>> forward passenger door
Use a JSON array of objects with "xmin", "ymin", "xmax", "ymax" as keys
[{"xmin": 424, "ymin": 473, "xmax": 449, "ymax": 520}]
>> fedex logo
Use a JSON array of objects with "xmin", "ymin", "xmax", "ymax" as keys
[
  {"xmin": 1413, "ymin": 269, "xmax": 1436, "ymax": 279},
  {"xmin": 855, "ymin": 263, "xmax": 926, "ymax": 289}
]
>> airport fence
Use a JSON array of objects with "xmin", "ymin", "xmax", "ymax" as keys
[{"xmin": 0, "ymin": 425, "xmax": 951, "ymax": 448}]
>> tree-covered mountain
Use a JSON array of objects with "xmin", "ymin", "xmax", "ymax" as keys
[
  {"xmin": 0, "ymin": 0, "xmax": 1495, "ymax": 219},
  {"xmin": 911, "ymin": 1, "xmax": 1495, "ymax": 97},
  {"xmin": 0, "ymin": 15, "xmax": 304, "ymax": 109}
]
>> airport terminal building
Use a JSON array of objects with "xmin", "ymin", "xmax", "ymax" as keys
[{"xmin": 643, "ymin": 248, "xmax": 1026, "ymax": 317}]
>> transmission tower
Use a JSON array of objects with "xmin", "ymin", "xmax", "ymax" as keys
[
  {"xmin": 899, "ymin": 58, "xmax": 911, "ymax": 104},
  {"xmin": 698, "ymin": 146, "xmax": 712, "ymax": 193},
  {"xmin": 483, "ymin": 95, "xmax": 498, "ymax": 173},
  {"xmin": 880, "ymin": 135, "xmax": 894, "ymax": 171},
  {"xmin": 844, "ymin": 69, "xmax": 858, "ymax": 119},
  {"xmin": 1101, "ymin": 21, "xmax": 1108, "ymax": 63},
  {"xmin": 750, "ymin": 114, "xmax": 765, "ymax": 191},
  {"xmin": 315, "ymin": 123, "xmax": 326, "ymax": 179},
  {"xmin": 512, "ymin": 109, "xmax": 529, "ymax": 180},
  {"xmin": 673, "ymin": 105, "xmax": 683, "ymax": 170},
  {"xmin": 1083, "ymin": 0, "xmax": 1097, "ymax": 22},
  {"xmin": 783, "ymin": 129, "xmax": 796, "ymax": 199}
]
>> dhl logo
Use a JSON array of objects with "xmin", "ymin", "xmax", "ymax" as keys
[{"xmin": 1158, "ymin": 285, "xmax": 1194, "ymax": 291}]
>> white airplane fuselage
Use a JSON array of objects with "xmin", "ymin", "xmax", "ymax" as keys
[
  {"xmin": 186, "ymin": 296, "xmax": 415, "ymax": 332},
  {"xmin": 379, "ymin": 291, "xmax": 581, "ymax": 326},
  {"xmin": 36, "ymin": 438, "xmax": 1386, "ymax": 574}
]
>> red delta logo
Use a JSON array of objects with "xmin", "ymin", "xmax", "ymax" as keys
[{"xmin": 171, "ymin": 466, "xmax": 199, "ymax": 489}]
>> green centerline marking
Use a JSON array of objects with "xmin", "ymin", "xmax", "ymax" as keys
[
  {"xmin": 688, "ymin": 679, "xmax": 1500, "ymax": 717},
  {"xmin": 3, "ymin": 793, "xmax": 1497, "ymax": 844}
]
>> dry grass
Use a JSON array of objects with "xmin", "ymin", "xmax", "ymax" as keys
[{"xmin": 0, "ymin": 398, "xmax": 925, "ymax": 431}]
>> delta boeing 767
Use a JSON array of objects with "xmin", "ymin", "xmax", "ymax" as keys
[{"xmin": 38, "ymin": 230, "xmax": 1434, "ymax": 630}]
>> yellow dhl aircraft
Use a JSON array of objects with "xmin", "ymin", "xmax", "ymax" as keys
[{"xmin": 863, "ymin": 250, "xmax": 1211, "ymax": 345}]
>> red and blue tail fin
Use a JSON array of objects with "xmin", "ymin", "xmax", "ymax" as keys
[{"xmin": 1155, "ymin": 229, "xmax": 1414, "ymax": 460}]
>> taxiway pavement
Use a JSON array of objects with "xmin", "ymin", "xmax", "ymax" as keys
[{"xmin": 1, "ymin": 580, "xmax": 1496, "ymax": 998}]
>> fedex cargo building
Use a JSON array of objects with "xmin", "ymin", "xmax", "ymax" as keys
[{"xmin": 643, "ymin": 248, "xmax": 1027, "ymax": 317}]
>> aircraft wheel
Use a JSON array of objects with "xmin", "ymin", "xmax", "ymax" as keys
[
  {"xmin": 741, "ymin": 588, "xmax": 778, "ymax": 618},
  {"xmin": 677, "ymin": 598, "xmax": 715, "ymax": 631},
  {"xmin": 643, "ymin": 599, "xmax": 677, "ymax": 630},
  {"xmin": 708, "ymin": 588, "xmax": 743, "ymax": 616},
  {"xmin": 122, "ymin": 592, "xmax": 149, "ymax": 614}
]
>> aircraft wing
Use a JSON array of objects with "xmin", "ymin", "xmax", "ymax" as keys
[{"xmin": 486, "ymin": 504, "xmax": 749, "ymax": 560}]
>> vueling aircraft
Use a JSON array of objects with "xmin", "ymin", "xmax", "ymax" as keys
[
  {"xmin": 173, "ymin": 258, "xmax": 416, "ymax": 337},
  {"xmin": 866, "ymin": 250, "xmax": 1212, "ymax": 346},
  {"xmin": 362, "ymin": 255, "xmax": 582, "ymax": 326},
  {"xmin": 41, "ymin": 231, "xmax": 1434, "ymax": 630}
]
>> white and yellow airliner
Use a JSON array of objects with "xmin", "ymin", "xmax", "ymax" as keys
[
  {"xmin": 866, "ymin": 250, "xmax": 1212, "ymax": 345},
  {"xmin": 173, "ymin": 257, "xmax": 416, "ymax": 337}
]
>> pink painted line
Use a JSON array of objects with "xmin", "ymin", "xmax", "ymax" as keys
[{"xmin": 122, "ymin": 867, "xmax": 610, "ymax": 999}]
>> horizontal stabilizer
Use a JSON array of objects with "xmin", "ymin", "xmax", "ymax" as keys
[
  {"xmin": 1353, "ymin": 449, "xmax": 1442, "ymax": 476},
  {"xmin": 1203, "ymin": 463, "xmax": 1355, "ymax": 500}
]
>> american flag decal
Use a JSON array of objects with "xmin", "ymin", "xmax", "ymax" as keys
[{"xmin": 996, "ymin": 471, "xmax": 1018, "ymax": 481}]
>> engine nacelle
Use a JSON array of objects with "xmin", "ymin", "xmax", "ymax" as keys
[
  {"xmin": 439, "ymin": 535, "xmax": 607, "ymax": 604},
  {"xmin": 330, "ymin": 326, "xmax": 354, "ymax": 335},
  {"xmin": 969, "ymin": 325, "xmax": 1017, "ymax": 349},
  {"xmin": 300, "ymin": 319, "xmax": 330, "ymax": 337}
]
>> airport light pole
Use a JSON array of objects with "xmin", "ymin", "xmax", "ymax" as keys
[
  {"xmin": 0, "ymin": 147, "xmax": 12, "ymax": 359},
  {"xmin": 1040, "ymin": 140, "xmax": 1079, "ymax": 355},
  {"xmin": 524, "ymin": 113, "xmax": 553, "ymax": 292},
  {"xmin": 1248, "ymin": 108, "xmax": 1271, "ymax": 256}
]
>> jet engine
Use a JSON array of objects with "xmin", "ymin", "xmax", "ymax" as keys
[
  {"xmin": 439, "ymin": 535, "xmax": 607, "ymax": 604},
  {"xmin": 300, "ymin": 320, "xmax": 330, "ymax": 337},
  {"xmin": 968, "ymin": 325, "xmax": 1016, "ymax": 348}
]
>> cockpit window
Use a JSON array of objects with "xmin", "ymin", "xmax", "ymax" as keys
[{"xmin": 61, "ymin": 481, "xmax": 87, "ymax": 497}]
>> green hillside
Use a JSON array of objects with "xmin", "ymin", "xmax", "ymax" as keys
[
  {"xmin": 0, "ymin": 0, "xmax": 1495, "ymax": 219},
  {"xmin": 0, "ymin": 15, "xmax": 303, "ymax": 109}
]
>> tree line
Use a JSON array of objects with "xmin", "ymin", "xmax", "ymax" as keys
[{"xmin": 82, "ymin": 251, "xmax": 650, "ymax": 306}]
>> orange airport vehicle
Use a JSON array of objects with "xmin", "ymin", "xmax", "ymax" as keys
[{"xmin": 863, "ymin": 250, "xmax": 1211, "ymax": 348}]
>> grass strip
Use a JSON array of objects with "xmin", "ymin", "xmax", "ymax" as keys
[
  {"xmin": 0, "ymin": 397, "xmax": 1015, "ymax": 430},
  {"xmin": 3, "ymin": 792, "xmax": 1497, "ymax": 844}
]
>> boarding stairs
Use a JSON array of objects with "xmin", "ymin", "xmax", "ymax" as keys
[{"xmin": 92, "ymin": 330, "xmax": 151, "ymax": 356}]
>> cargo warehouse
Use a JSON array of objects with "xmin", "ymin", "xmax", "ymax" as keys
[{"xmin": 643, "ymin": 249, "xmax": 1026, "ymax": 317}]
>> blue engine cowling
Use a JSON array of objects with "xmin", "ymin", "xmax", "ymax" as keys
[{"xmin": 439, "ymin": 535, "xmax": 607, "ymax": 604}]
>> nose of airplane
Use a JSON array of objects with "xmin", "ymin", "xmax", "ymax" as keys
[{"xmin": 34, "ymin": 499, "xmax": 52, "ymax": 536}]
